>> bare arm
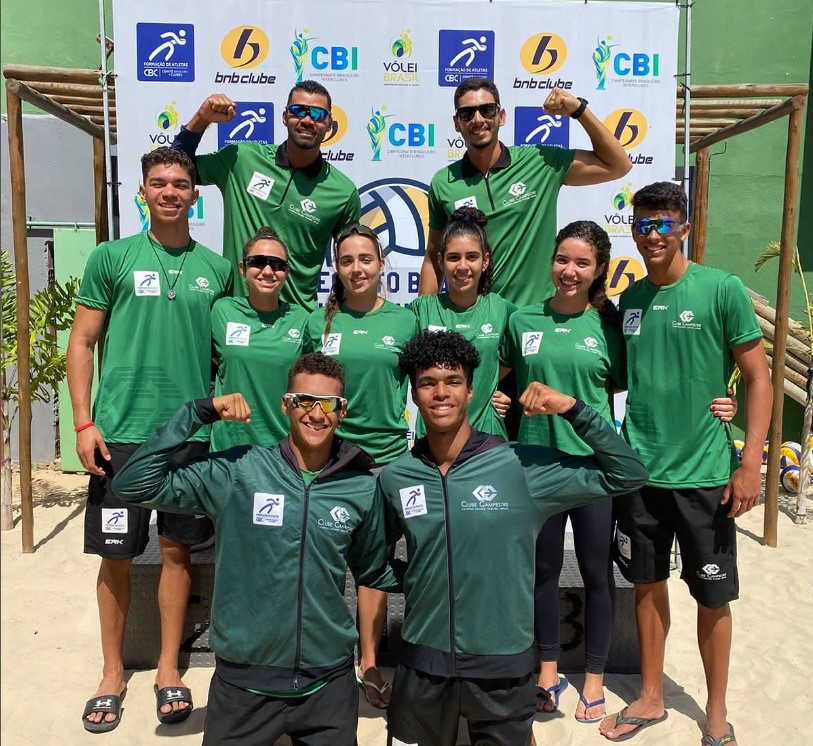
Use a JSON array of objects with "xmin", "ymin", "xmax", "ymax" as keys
[
  {"xmin": 66, "ymin": 305, "xmax": 108, "ymax": 475},
  {"xmin": 418, "ymin": 227, "xmax": 443, "ymax": 296},
  {"xmin": 724, "ymin": 338, "xmax": 772, "ymax": 517},
  {"xmin": 540, "ymin": 88, "xmax": 631, "ymax": 186}
]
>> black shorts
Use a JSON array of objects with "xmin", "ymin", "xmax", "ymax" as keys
[
  {"xmin": 613, "ymin": 485, "xmax": 738, "ymax": 608},
  {"xmin": 202, "ymin": 668, "xmax": 357, "ymax": 746},
  {"xmin": 387, "ymin": 663, "xmax": 537, "ymax": 746},
  {"xmin": 84, "ymin": 442, "xmax": 213, "ymax": 560}
]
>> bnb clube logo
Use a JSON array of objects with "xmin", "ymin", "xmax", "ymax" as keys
[{"xmin": 515, "ymin": 33, "xmax": 573, "ymax": 90}]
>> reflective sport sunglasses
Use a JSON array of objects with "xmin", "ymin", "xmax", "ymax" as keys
[
  {"xmin": 285, "ymin": 104, "xmax": 331, "ymax": 121},
  {"xmin": 632, "ymin": 218, "xmax": 685, "ymax": 236},
  {"xmin": 455, "ymin": 103, "xmax": 500, "ymax": 123},
  {"xmin": 284, "ymin": 393, "xmax": 347, "ymax": 414},
  {"xmin": 244, "ymin": 255, "xmax": 290, "ymax": 272}
]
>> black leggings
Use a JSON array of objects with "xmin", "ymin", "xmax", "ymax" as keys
[{"xmin": 534, "ymin": 496, "xmax": 615, "ymax": 674}]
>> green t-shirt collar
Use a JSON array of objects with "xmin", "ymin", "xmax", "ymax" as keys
[
  {"xmin": 276, "ymin": 141, "xmax": 323, "ymax": 178},
  {"xmin": 461, "ymin": 141, "xmax": 511, "ymax": 177}
]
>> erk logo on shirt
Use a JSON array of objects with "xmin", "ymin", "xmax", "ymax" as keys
[
  {"xmin": 133, "ymin": 271, "xmax": 161, "ymax": 296},
  {"xmin": 399, "ymin": 484, "xmax": 428, "ymax": 518},
  {"xmin": 253, "ymin": 493, "xmax": 285, "ymax": 526},
  {"xmin": 226, "ymin": 322, "xmax": 251, "ymax": 346},
  {"xmin": 521, "ymin": 331, "xmax": 543, "ymax": 356},
  {"xmin": 246, "ymin": 171, "xmax": 274, "ymax": 200}
]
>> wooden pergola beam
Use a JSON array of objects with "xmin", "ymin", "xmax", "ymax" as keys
[
  {"xmin": 2, "ymin": 64, "xmax": 104, "ymax": 85},
  {"xmin": 678, "ymin": 118, "xmax": 739, "ymax": 129},
  {"xmin": 692, "ymin": 148, "xmax": 711, "ymax": 265},
  {"xmin": 5, "ymin": 79, "xmax": 116, "ymax": 144},
  {"xmin": 689, "ymin": 95, "xmax": 806, "ymax": 154},
  {"xmin": 679, "ymin": 83, "xmax": 809, "ymax": 98},
  {"xmin": 19, "ymin": 81, "xmax": 111, "ymax": 98},
  {"xmin": 52, "ymin": 95, "xmax": 116, "ymax": 108},
  {"xmin": 683, "ymin": 109, "xmax": 770, "ymax": 119}
]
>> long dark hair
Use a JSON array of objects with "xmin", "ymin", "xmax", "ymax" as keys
[
  {"xmin": 440, "ymin": 206, "xmax": 493, "ymax": 296},
  {"xmin": 553, "ymin": 220, "xmax": 619, "ymax": 327},
  {"xmin": 324, "ymin": 224, "xmax": 383, "ymax": 336}
]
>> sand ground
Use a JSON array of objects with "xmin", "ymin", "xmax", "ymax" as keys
[{"xmin": 2, "ymin": 468, "xmax": 811, "ymax": 745}]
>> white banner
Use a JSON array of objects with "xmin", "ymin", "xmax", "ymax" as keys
[{"xmin": 113, "ymin": 0, "xmax": 678, "ymax": 310}]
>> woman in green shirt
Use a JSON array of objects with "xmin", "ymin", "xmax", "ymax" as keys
[
  {"xmin": 409, "ymin": 207, "xmax": 515, "ymax": 436},
  {"xmin": 307, "ymin": 224, "xmax": 419, "ymax": 708},
  {"xmin": 211, "ymin": 227, "xmax": 309, "ymax": 451}
]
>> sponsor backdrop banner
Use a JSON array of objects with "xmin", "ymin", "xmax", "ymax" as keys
[{"xmin": 114, "ymin": 0, "xmax": 677, "ymax": 310}]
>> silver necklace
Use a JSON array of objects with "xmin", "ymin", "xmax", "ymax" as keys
[{"xmin": 148, "ymin": 233, "xmax": 192, "ymax": 300}]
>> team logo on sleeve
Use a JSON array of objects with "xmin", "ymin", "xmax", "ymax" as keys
[
  {"xmin": 399, "ymin": 484, "xmax": 428, "ymax": 518},
  {"xmin": 427, "ymin": 325, "xmax": 447, "ymax": 332},
  {"xmin": 521, "ymin": 331, "xmax": 543, "ymax": 356},
  {"xmin": 322, "ymin": 333, "xmax": 342, "ymax": 355},
  {"xmin": 253, "ymin": 493, "xmax": 285, "ymax": 526},
  {"xmin": 226, "ymin": 322, "xmax": 251, "ymax": 346},
  {"xmin": 622, "ymin": 309, "xmax": 642, "ymax": 336},
  {"xmin": 246, "ymin": 171, "xmax": 275, "ymax": 200},
  {"xmin": 133, "ymin": 271, "xmax": 161, "ymax": 296}
]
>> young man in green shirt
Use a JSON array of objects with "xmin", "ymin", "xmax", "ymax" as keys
[
  {"xmin": 112, "ymin": 353, "xmax": 396, "ymax": 745},
  {"xmin": 600, "ymin": 182, "xmax": 771, "ymax": 746},
  {"xmin": 420, "ymin": 77, "xmax": 632, "ymax": 307},
  {"xmin": 67, "ymin": 148, "xmax": 232, "ymax": 732},
  {"xmin": 172, "ymin": 80, "xmax": 360, "ymax": 309},
  {"xmin": 380, "ymin": 331, "xmax": 648, "ymax": 745}
]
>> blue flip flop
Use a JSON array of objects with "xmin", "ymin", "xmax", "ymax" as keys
[
  {"xmin": 537, "ymin": 676, "xmax": 568, "ymax": 712},
  {"xmin": 575, "ymin": 693, "xmax": 606, "ymax": 723}
]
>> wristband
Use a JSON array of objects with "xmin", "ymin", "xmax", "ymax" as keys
[
  {"xmin": 571, "ymin": 97, "xmax": 588, "ymax": 120},
  {"xmin": 74, "ymin": 421, "xmax": 95, "ymax": 433}
]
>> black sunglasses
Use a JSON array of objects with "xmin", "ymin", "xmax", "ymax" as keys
[
  {"xmin": 286, "ymin": 104, "xmax": 331, "ymax": 122},
  {"xmin": 455, "ymin": 103, "xmax": 500, "ymax": 123},
  {"xmin": 244, "ymin": 255, "xmax": 290, "ymax": 272}
]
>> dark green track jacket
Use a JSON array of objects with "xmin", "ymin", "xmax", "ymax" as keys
[
  {"xmin": 112, "ymin": 399, "xmax": 397, "ymax": 692},
  {"xmin": 379, "ymin": 402, "xmax": 649, "ymax": 678}
]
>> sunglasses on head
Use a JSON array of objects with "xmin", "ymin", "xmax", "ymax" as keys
[
  {"xmin": 244, "ymin": 255, "xmax": 290, "ymax": 272},
  {"xmin": 286, "ymin": 104, "xmax": 330, "ymax": 121},
  {"xmin": 455, "ymin": 103, "xmax": 500, "ymax": 123},
  {"xmin": 632, "ymin": 218, "xmax": 685, "ymax": 236},
  {"xmin": 284, "ymin": 393, "xmax": 347, "ymax": 414}
]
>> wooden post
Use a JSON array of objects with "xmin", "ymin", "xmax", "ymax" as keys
[
  {"xmin": 692, "ymin": 148, "xmax": 710, "ymax": 265},
  {"xmin": 764, "ymin": 105, "xmax": 805, "ymax": 547},
  {"xmin": 93, "ymin": 137, "xmax": 109, "ymax": 245},
  {"xmin": 5, "ymin": 84, "xmax": 34, "ymax": 552}
]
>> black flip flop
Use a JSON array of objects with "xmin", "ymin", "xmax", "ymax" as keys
[
  {"xmin": 82, "ymin": 690, "xmax": 126, "ymax": 733},
  {"xmin": 154, "ymin": 685, "xmax": 193, "ymax": 724},
  {"xmin": 607, "ymin": 707, "xmax": 668, "ymax": 741}
]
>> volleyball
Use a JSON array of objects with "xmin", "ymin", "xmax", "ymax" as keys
[
  {"xmin": 733, "ymin": 440, "xmax": 745, "ymax": 460},
  {"xmin": 779, "ymin": 441, "xmax": 802, "ymax": 469},
  {"xmin": 780, "ymin": 464, "xmax": 800, "ymax": 494}
]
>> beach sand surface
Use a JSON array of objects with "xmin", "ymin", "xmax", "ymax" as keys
[{"xmin": 2, "ymin": 469, "xmax": 811, "ymax": 745}]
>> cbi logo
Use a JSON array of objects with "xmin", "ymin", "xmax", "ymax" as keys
[
  {"xmin": 321, "ymin": 105, "xmax": 355, "ymax": 162},
  {"xmin": 593, "ymin": 37, "xmax": 661, "ymax": 90},
  {"xmin": 215, "ymin": 26, "xmax": 276, "ymax": 84},
  {"xmin": 514, "ymin": 33, "xmax": 572, "ymax": 90},
  {"xmin": 604, "ymin": 109, "xmax": 652, "ymax": 164},
  {"xmin": 606, "ymin": 257, "xmax": 646, "ymax": 297},
  {"xmin": 290, "ymin": 28, "xmax": 359, "ymax": 83},
  {"xmin": 367, "ymin": 107, "xmax": 435, "ymax": 162}
]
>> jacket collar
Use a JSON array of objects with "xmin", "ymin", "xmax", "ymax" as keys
[
  {"xmin": 411, "ymin": 427, "xmax": 505, "ymax": 470},
  {"xmin": 276, "ymin": 141, "xmax": 325, "ymax": 178},
  {"xmin": 278, "ymin": 436, "xmax": 375, "ymax": 480},
  {"xmin": 460, "ymin": 142, "xmax": 511, "ymax": 178}
]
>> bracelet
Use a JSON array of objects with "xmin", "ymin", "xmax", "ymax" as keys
[
  {"xmin": 571, "ymin": 97, "xmax": 588, "ymax": 120},
  {"xmin": 74, "ymin": 422, "xmax": 95, "ymax": 433}
]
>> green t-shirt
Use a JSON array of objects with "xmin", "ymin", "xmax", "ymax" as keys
[
  {"xmin": 620, "ymin": 262, "xmax": 763, "ymax": 487},
  {"xmin": 506, "ymin": 301, "xmax": 624, "ymax": 454},
  {"xmin": 77, "ymin": 233, "xmax": 232, "ymax": 442},
  {"xmin": 409, "ymin": 293, "xmax": 516, "ymax": 437},
  {"xmin": 428, "ymin": 143, "xmax": 575, "ymax": 307},
  {"xmin": 197, "ymin": 142, "xmax": 361, "ymax": 310},
  {"xmin": 211, "ymin": 297, "xmax": 310, "ymax": 450},
  {"xmin": 307, "ymin": 301, "xmax": 419, "ymax": 464}
]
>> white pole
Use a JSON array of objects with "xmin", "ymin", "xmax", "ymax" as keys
[
  {"xmin": 98, "ymin": 0, "xmax": 115, "ymax": 237},
  {"xmin": 682, "ymin": 0, "xmax": 692, "ymax": 258}
]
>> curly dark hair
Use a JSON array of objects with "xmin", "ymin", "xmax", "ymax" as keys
[
  {"xmin": 399, "ymin": 331, "xmax": 480, "ymax": 389},
  {"xmin": 141, "ymin": 147, "xmax": 196, "ymax": 184},
  {"xmin": 287, "ymin": 80, "xmax": 332, "ymax": 110},
  {"xmin": 553, "ymin": 220, "xmax": 620, "ymax": 327},
  {"xmin": 287, "ymin": 353, "xmax": 345, "ymax": 392},
  {"xmin": 242, "ymin": 226, "xmax": 289, "ymax": 259},
  {"xmin": 453, "ymin": 77, "xmax": 500, "ymax": 109},
  {"xmin": 440, "ymin": 207, "xmax": 493, "ymax": 296},
  {"xmin": 631, "ymin": 181, "xmax": 688, "ymax": 222}
]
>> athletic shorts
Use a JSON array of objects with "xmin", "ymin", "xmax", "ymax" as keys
[
  {"xmin": 613, "ymin": 485, "xmax": 738, "ymax": 608},
  {"xmin": 83, "ymin": 442, "xmax": 214, "ymax": 559},
  {"xmin": 387, "ymin": 663, "xmax": 537, "ymax": 746},
  {"xmin": 202, "ymin": 668, "xmax": 357, "ymax": 746}
]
